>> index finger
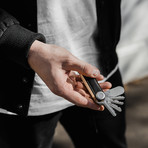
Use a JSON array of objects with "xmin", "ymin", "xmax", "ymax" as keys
[{"xmin": 62, "ymin": 89, "xmax": 104, "ymax": 111}]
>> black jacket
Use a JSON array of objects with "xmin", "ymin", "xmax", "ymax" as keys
[{"xmin": 0, "ymin": 0, "xmax": 121, "ymax": 116}]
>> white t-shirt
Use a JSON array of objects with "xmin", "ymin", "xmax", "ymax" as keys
[
  {"xmin": 28, "ymin": 0, "xmax": 99, "ymax": 115},
  {"xmin": 0, "ymin": 0, "xmax": 118, "ymax": 115}
]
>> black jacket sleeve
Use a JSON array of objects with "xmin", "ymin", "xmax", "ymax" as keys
[{"xmin": 0, "ymin": 8, "xmax": 46, "ymax": 69}]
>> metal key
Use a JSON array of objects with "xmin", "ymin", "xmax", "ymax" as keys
[{"xmin": 80, "ymin": 75, "xmax": 125, "ymax": 116}]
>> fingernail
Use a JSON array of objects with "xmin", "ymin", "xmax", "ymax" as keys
[
  {"xmin": 97, "ymin": 107, "xmax": 101, "ymax": 110},
  {"xmin": 101, "ymin": 105, "xmax": 104, "ymax": 111},
  {"xmin": 98, "ymin": 105, "xmax": 104, "ymax": 111},
  {"xmin": 92, "ymin": 70, "xmax": 99, "ymax": 77}
]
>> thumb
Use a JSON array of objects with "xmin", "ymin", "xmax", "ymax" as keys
[{"xmin": 65, "ymin": 56, "xmax": 100, "ymax": 78}]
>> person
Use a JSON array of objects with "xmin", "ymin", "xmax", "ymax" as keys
[{"xmin": 0, "ymin": 0, "xmax": 127, "ymax": 148}]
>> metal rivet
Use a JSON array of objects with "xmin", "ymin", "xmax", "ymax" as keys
[{"xmin": 22, "ymin": 77, "xmax": 28, "ymax": 83}]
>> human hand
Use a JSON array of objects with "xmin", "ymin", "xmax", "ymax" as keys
[
  {"xmin": 28, "ymin": 40, "xmax": 112, "ymax": 111},
  {"xmin": 69, "ymin": 72, "xmax": 112, "ymax": 111}
]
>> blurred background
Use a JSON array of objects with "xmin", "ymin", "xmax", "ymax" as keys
[
  {"xmin": 117, "ymin": 0, "xmax": 148, "ymax": 83},
  {"xmin": 52, "ymin": 0, "xmax": 148, "ymax": 148}
]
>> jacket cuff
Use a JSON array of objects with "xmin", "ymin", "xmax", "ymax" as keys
[{"xmin": 0, "ymin": 24, "xmax": 46, "ymax": 69}]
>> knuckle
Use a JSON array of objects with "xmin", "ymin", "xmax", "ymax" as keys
[
  {"xmin": 81, "ymin": 63, "xmax": 90, "ymax": 74},
  {"xmin": 62, "ymin": 55, "xmax": 74, "ymax": 68}
]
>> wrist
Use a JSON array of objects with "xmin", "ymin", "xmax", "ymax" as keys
[
  {"xmin": 29, "ymin": 40, "xmax": 43, "ymax": 56},
  {"xmin": 28, "ymin": 40, "xmax": 45, "ymax": 68}
]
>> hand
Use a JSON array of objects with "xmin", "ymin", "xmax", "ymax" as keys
[
  {"xmin": 28, "ymin": 40, "xmax": 112, "ymax": 111},
  {"xmin": 68, "ymin": 72, "xmax": 112, "ymax": 111}
]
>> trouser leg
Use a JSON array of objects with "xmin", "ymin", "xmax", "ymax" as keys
[
  {"xmin": 60, "ymin": 70, "xmax": 127, "ymax": 148},
  {"xmin": 0, "ymin": 111, "xmax": 61, "ymax": 148}
]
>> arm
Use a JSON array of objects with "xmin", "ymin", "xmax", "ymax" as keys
[{"xmin": 0, "ymin": 9, "xmax": 111, "ymax": 111}]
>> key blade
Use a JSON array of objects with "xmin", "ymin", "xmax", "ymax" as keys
[
  {"xmin": 108, "ymin": 103, "xmax": 122, "ymax": 112},
  {"xmin": 110, "ymin": 100, "xmax": 124, "ymax": 105},
  {"xmin": 97, "ymin": 100, "xmax": 116, "ymax": 116},
  {"xmin": 104, "ymin": 101, "xmax": 117, "ymax": 117},
  {"xmin": 96, "ymin": 86, "xmax": 125, "ymax": 117},
  {"xmin": 111, "ymin": 96, "xmax": 125, "ymax": 100},
  {"xmin": 105, "ymin": 86, "xmax": 125, "ymax": 97}
]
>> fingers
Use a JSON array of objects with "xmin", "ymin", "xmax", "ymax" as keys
[
  {"xmin": 100, "ymin": 82, "xmax": 112, "ymax": 91},
  {"xmin": 75, "ymin": 81, "xmax": 85, "ymax": 90},
  {"xmin": 52, "ymin": 71, "xmax": 105, "ymax": 111},
  {"xmin": 65, "ymin": 57, "xmax": 101, "ymax": 79},
  {"xmin": 63, "ymin": 90, "xmax": 104, "ymax": 111},
  {"xmin": 74, "ymin": 74, "xmax": 112, "ymax": 91},
  {"xmin": 74, "ymin": 85, "xmax": 104, "ymax": 111},
  {"xmin": 75, "ymin": 88, "xmax": 90, "ymax": 98}
]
